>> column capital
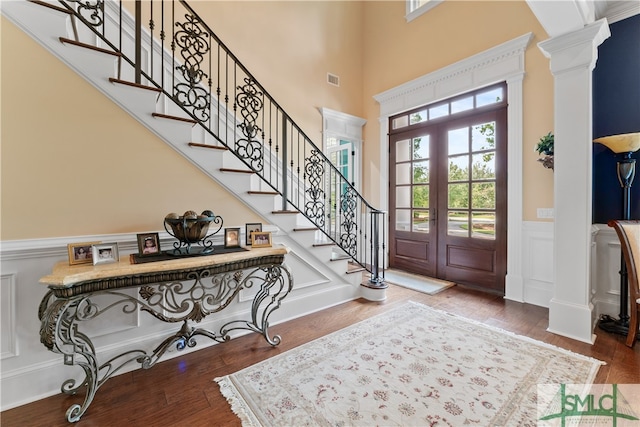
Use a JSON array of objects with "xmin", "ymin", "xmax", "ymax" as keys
[{"xmin": 538, "ymin": 19, "xmax": 611, "ymax": 74}]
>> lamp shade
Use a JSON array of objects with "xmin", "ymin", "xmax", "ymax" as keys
[{"xmin": 594, "ymin": 132, "xmax": 640, "ymax": 154}]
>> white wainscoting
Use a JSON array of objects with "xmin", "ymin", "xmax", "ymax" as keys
[
  {"xmin": 591, "ymin": 223, "xmax": 623, "ymax": 319},
  {"xmin": 0, "ymin": 229, "xmax": 359, "ymax": 411},
  {"xmin": 522, "ymin": 221, "xmax": 555, "ymax": 307},
  {"xmin": 521, "ymin": 222, "xmax": 619, "ymax": 319}
]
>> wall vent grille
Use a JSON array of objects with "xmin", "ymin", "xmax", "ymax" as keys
[{"xmin": 327, "ymin": 73, "xmax": 340, "ymax": 87}]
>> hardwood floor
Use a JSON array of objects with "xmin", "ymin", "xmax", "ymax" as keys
[{"xmin": 2, "ymin": 283, "xmax": 639, "ymax": 426}]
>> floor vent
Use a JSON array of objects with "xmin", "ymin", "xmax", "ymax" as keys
[{"xmin": 327, "ymin": 73, "xmax": 340, "ymax": 87}]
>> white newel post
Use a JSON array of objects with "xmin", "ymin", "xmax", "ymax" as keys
[{"xmin": 538, "ymin": 20, "xmax": 610, "ymax": 344}]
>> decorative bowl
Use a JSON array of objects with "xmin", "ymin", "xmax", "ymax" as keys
[{"xmin": 163, "ymin": 210, "xmax": 223, "ymax": 254}]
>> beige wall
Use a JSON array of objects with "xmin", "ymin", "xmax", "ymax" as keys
[
  {"xmin": 194, "ymin": 1, "xmax": 365, "ymax": 139},
  {"xmin": 1, "ymin": 19, "xmax": 261, "ymax": 240},
  {"xmin": 1, "ymin": 1, "xmax": 555, "ymax": 241},
  {"xmin": 361, "ymin": 1, "xmax": 554, "ymax": 217}
]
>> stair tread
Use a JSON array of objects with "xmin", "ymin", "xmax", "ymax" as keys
[
  {"xmin": 313, "ymin": 242, "xmax": 335, "ymax": 247},
  {"xmin": 188, "ymin": 142, "xmax": 227, "ymax": 150},
  {"xmin": 293, "ymin": 227, "xmax": 319, "ymax": 232},
  {"xmin": 152, "ymin": 112, "xmax": 197, "ymax": 124},
  {"xmin": 271, "ymin": 210, "xmax": 299, "ymax": 214},
  {"xmin": 220, "ymin": 168, "xmax": 255, "ymax": 174},
  {"xmin": 109, "ymin": 78, "xmax": 162, "ymax": 93},
  {"xmin": 59, "ymin": 37, "xmax": 121, "ymax": 57},
  {"xmin": 248, "ymin": 191, "xmax": 279, "ymax": 195}
]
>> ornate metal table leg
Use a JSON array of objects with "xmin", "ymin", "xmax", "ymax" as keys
[
  {"xmin": 220, "ymin": 263, "xmax": 294, "ymax": 345},
  {"xmin": 39, "ymin": 293, "xmax": 147, "ymax": 422}
]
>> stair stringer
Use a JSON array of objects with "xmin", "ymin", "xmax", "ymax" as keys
[{"xmin": 1, "ymin": 0, "xmax": 363, "ymax": 295}]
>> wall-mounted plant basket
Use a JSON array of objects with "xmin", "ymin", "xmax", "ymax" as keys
[{"xmin": 536, "ymin": 132, "xmax": 554, "ymax": 170}]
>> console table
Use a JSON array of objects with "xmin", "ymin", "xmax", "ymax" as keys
[{"xmin": 38, "ymin": 245, "xmax": 292, "ymax": 423}]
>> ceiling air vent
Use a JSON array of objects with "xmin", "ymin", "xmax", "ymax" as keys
[{"xmin": 327, "ymin": 73, "xmax": 340, "ymax": 87}]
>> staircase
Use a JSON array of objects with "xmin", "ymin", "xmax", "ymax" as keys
[{"xmin": 3, "ymin": 0, "xmax": 387, "ymax": 297}]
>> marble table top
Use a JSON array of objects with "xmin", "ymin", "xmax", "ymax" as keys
[{"xmin": 40, "ymin": 245, "xmax": 289, "ymax": 288}]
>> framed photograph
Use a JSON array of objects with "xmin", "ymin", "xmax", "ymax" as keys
[
  {"xmin": 225, "ymin": 227, "xmax": 241, "ymax": 248},
  {"xmin": 245, "ymin": 223, "xmax": 262, "ymax": 246},
  {"xmin": 92, "ymin": 242, "xmax": 119, "ymax": 265},
  {"xmin": 137, "ymin": 232, "xmax": 161, "ymax": 256},
  {"xmin": 67, "ymin": 241, "xmax": 101, "ymax": 265},
  {"xmin": 251, "ymin": 231, "xmax": 272, "ymax": 248}
]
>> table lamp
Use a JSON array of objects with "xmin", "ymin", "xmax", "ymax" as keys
[{"xmin": 594, "ymin": 132, "xmax": 640, "ymax": 335}]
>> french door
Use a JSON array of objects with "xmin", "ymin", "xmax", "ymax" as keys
[{"xmin": 389, "ymin": 86, "xmax": 507, "ymax": 292}]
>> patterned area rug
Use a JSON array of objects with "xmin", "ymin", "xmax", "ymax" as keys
[
  {"xmin": 384, "ymin": 269, "xmax": 455, "ymax": 295},
  {"xmin": 215, "ymin": 301, "xmax": 603, "ymax": 426}
]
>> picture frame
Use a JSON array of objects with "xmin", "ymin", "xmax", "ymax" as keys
[
  {"xmin": 137, "ymin": 232, "xmax": 161, "ymax": 257},
  {"xmin": 245, "ymin": 223, "xmax": 262, "ymax": 246},
  {"xmin": 92, "ymin": 242, "xmax": 119, "ymax": 265},
  {"xmin": 67, "ymin": 241, "xmax": 101, "ymax": 265},
  {"xmin": 224, "ymin": 227, "xmax": 241, "ymax": 248},
  {"xmin": 251, "ymin": 231, "xmax": 272, "ymax": 248}
]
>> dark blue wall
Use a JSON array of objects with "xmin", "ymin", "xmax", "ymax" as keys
[{"xmin": 592, "ymin": 14, "xmax": 640, "ymax": 223}]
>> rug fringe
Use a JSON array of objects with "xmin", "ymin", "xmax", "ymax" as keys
[
  {"xmin": 214, "ymin": 376, "xmax": 261, "ymax": 427},
  {"xmin": 407, "ymin": 300, "xmax": 607, "ymax": 373}
]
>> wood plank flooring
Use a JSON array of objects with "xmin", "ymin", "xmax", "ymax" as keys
[{"xmin": 2, "ymin": 283, "xmax": 639, "ymax": 426}]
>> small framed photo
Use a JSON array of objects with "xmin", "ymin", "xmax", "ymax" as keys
[
  {"xmin": 251, "ymin": 231, "xmax": 272, "ymax": 248},
  {"xmin": 67, "ymin": 241, "xmax": 101, "ymax": 265},
  {"xmin": 137, "ymin": 232, "xmax": 161, "ymax": 256},
  {"xmin": 92, "ymin": 243, "xmax": 119, "ymax": 265},
  {"xmin": 245, "ymin": 223, "xmax": 262, "ymax": 246},
  {"xmin": 225, "ymin": 227, "xmax": 241, "ymax": 248}
]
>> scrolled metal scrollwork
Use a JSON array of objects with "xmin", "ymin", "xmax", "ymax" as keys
[
  {"xmin": 235, "ymin": 78, "xmax": 264, "ymax": 171},
  {"xmin": 340, "ymin": 186, "xmax": 358, "ymax": 256},
  {"xmin": 304, "ymin": 150, "xmax": 325, "ymax": 228},
  {"xmin": 67, "ymin": 0, "xmax": 104, "ymax": 27},
  {"xmin": 173, "ymin": 14, "xmax": 210, "ymax": 122}
]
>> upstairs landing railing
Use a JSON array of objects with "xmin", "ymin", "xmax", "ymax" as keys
[{"xmin": 56, "ymin": 0, "xmax": 385, "ymax": 284}]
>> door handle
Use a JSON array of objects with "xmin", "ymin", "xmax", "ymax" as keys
[{"xmin": 430, "ymin": 208, "xmax": 438, "ymax": 223}]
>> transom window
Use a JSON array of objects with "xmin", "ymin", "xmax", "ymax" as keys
[{"xmin": 391, "ymin": 84, "xmax": 505, "ymax": 130}]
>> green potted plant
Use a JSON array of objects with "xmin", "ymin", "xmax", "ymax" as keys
[{"xmin": 535, "ymin": 132, "xmax": 554, "ymax": 170}]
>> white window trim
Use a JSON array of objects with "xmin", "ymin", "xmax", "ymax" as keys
[
  {"xmin": 374, "ymin": 32, "xmax": 533, "ymax": 303},
  {"xmin": 406, "ymin": 0, "xmax": 444, "ymax": 23}
]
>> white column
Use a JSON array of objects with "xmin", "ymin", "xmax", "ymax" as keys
[{"xmin": 538, "ymin": 20, "xmax": 610, "ymax": 344}]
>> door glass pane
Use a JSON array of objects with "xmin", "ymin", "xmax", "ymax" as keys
[
  {"xmin": 396, "ymin": 163, "xmax": 411, "ymax": 185},
  {"xmin": 413, "ymin": 135, "xmax": 429, "ymax": 159},
  {"xmin": 413, "ymin": 210, "xmax": 430, "ymax": 233},
  {"xmin": 395, "ymin": 209, "xmax": 410, "ymax": 231},
  {"xmin": 396, "ymin": 186, "xmax": 410, "ymax": 208},
  {"xmin": 448, "ymin": 211, "xmax": 468, "ymax": 237},
  {"xmin": 448, "ymin": 127, "xmax": 468, "ymax": 155},
  {"xmin": 448, "ymin": 183, "xmax": 469, "ymax": 208},
  {"xmin": 472, "ymin": 153, "xmax": 495, "ymax": 180},
  {"xmin": 413, "ymin": 186, "xmax": 429, "ymax": 208},
  {"xmin": 448, "ymin": 156, "xmax": 468, "ymax": 181},
  {"xmin": 472, "ymin": 182, "xmax": 495, "ymax": 209},
  {"xmin": 413, "ymin": 160, "xmax": 429, "ymax": 184},
  {"xmin": 396, "ymin": 139, "xmax": 410, "ymax": 162},
  {"xmin": 472, "ymin": 212, "xmax": 496, "ymax": 240},
  {"xmin": 451, "ymin": 96, "xmax": 474, "ymax": 114},
  {"xmin": 472, "ymin": 122, "xmax": 495, "ymax": 152}
]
